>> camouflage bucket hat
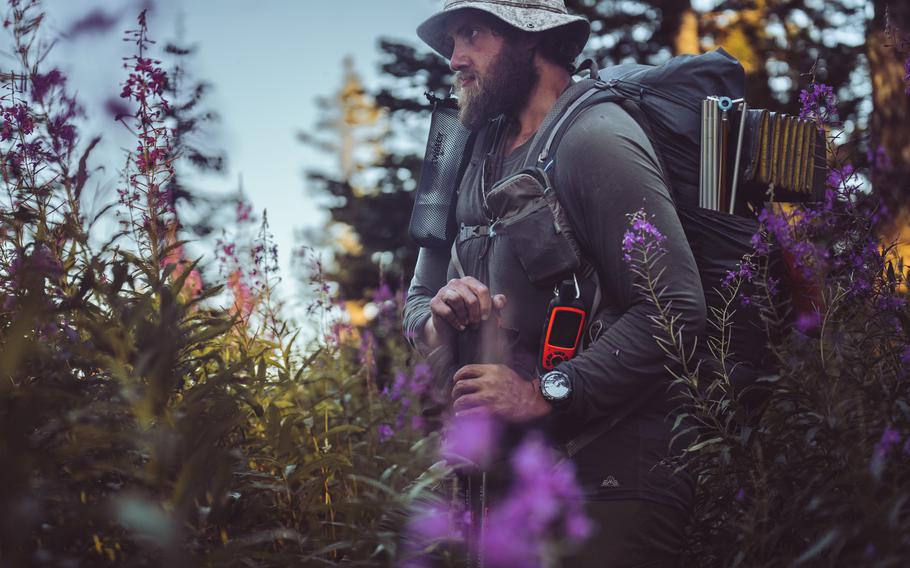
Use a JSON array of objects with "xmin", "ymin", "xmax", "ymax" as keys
[{"xmin": 417, "ymin": 0, "xmax": 591, "ymax": 60}]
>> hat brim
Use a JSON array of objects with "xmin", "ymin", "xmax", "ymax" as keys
[{"xmin": 417, "ymin": 3, "xmax": 590, "ymax": 60}]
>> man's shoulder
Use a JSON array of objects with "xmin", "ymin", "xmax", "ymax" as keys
[
  {"xmin": 555, "ymin": 100, "xmax": 650, "ymax": 155},
  {"xmin": 547, "ymin": 99, "xmax": 662, "ymax": 183}
]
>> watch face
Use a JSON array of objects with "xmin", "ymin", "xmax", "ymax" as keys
[{"xmin": 543, "ymin": 372, "xmax": 571, "ymax": 400}]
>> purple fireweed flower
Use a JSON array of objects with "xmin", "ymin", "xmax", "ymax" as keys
[
  {"xmin": 48, "ymin": 114, "xmax": 77, "ymax": 152},
  {"xmin": 622, "ymin": 209, "xmax": 666, "ymax": 264},
  {"xmin": 481, "ymin": 433, "xmax": 590, "ymax": 567},
  {"xmin": 3, "ymin": 103, "xmax": 34, "ymax": 136},
  {"xmin": 904, "ymin": 56, "xmax": 910, "ymax": 96},
  {"xmin": 722, "ymin": 259, "xmax": 756, "ymax": 289},
  {"xmin": 870, "ymin": 426, "xmax": 902, "ymax": 478},
  {"xmin": 734, "ymin": 488, "xmax": 746, "ymax": 502},
  {"xmin": 30, "ymin": 69, "xmax": 66, "ymax": 104},
  {"xmin": 826, "ymin": 164, "xmax": 857, "ymax": 196},
  {"xmin": 373, "ymin": 282, "xmax": 393, "ymax": 303},
  {"xmin": 236, "ymin": 200, "xmax": 253, "ymax": 223},
  {"xmin": 385, "ymin": 371, "xmax": 406, "ymax": 401},
  {"xmin": 409, "ymin": 503, "xmax": 462, "ymax": 542},
  {"xmin": 358, "ymin": 330, "xmax": 376, "ymax": 378},
  {"xmin": 795, "ymin": 311, "xmax": 822, "ymax": 335},
  {"xmin": 901, "ymin": 346, "xmax": 910, "ymax": 365},
  {"xmin": 384, "ymin": 364, "xmax": 432, "ymax": 402},
  {"xmin": 441, "ymin": 411, "xmax": 502, "ymax": 469},
  {"xmin": 565, "ymin": 512, "xmax": 592, "ymax": 541},
  {"xmin": 411, "ymin": 363, "xmax": 432, "ymax": 396},
  {"xmin": 798, "ymin": 83, "xmax": 839, "ymax": 126},
  {"xmin": 867, "ymin": 144, "xmax": 892, "ymax": 172},
  {"xmin": 483, "ymin": 519, "xmax": 539, "ymax": 568},
  {"xmin": 401, "ymin": 502, "xmax": 465, "ymax": 568},
  {"xmin": 377, "ymin": 424, "xmax": 394, "ymax": 443}
]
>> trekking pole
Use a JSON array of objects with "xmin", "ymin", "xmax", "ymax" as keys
[
  {"xmin": 706, "ymin": 98, "xmax": 717, "ymax": 210},
  {"xmin": 479, "ymin": 471, "xmax": 487, "ymax": 568},
  {"xmin": 729, "ymin": 100, "xmax": 748, "ymax": 215},
  {"xmin": 700, "ymin": 99, "xmax": 708, "ymax": 209},
  {"xmin": 720, "ymin": 103, "xmax": 729, "ymax": 212}
]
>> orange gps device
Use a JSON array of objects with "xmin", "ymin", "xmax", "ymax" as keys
[{"xmin": 539, "ymin": 277, "xmax": 588, "ymax": 371}]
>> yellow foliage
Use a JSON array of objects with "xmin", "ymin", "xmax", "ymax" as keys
[
  {"xmin": 344, "ymin": 299, "xmax": 369, "ymax": 328},
  {"xmin": 716, "ymin": 26, "xmax": 759, "ymax": 74}
]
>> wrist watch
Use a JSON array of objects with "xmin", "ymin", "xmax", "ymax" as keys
[{"xmin": 539, "ymin": 369, "xmax": 572, "ymax": 408}]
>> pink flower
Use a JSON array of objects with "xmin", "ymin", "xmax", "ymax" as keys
[
  {"xmin": 228, "ymin": 269, "xmax": 256, "ymax": 321},
  {"xmin": 236, "ymin": 200, "xmax": 253, "ymax": 223},
  {"xmin": 377, "ymin": 424, "xmax": 394, "ymax": 443},
  {"xmin": 481, "ymin": 433, "xmax": 590, "ymax": 567},
  {"xmin": 622, "ymin": 208, "xmax": 666, "ymax": 264},
  {"xmin": 798, "ymin": 82, "xmax": 839, "ymax": 126},
  {"xmin": 30, "ymin": 69, "xmax": 66, "ymax": 103},
  {"xmin": 441, "ymin": 411, "xmax": 502, "ymax": 469},
  {"xmin": 795, "ymin": 311, "xmax": 822, "ymax": 335}
]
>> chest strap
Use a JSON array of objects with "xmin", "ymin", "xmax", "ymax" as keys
[{"xmin": 451, "ymin": 223, "xmax": 491, "ymax": 279}]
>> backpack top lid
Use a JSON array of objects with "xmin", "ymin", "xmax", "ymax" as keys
[
  {"xmin": 599, "ymin": 48, "xmax": 744, "ymax": 105},
  {"xmin": 595, "ymin": 48, "xmax": 746, "ymax": 207}
]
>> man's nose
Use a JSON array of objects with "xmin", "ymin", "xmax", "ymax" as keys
[{"xmin": 449, "ymin": 44, "xmax": 470, "ymax": 73}]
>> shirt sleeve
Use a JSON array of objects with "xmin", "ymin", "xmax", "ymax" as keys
[
  {"xmin": 403, "ymin": 245, "xmax": 459, "ymax": 417},
  {"xmin": 551, "ymin": 102, "xmax": 706, "ymax": 424},
  {"xmin": 402, "ymin": 246, "xmax": 450, "ymax": 355}
]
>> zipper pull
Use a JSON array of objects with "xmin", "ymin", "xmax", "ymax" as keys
[{"xmin": 488, "ymin": 218, "xmax": 500, "ymax": 238}]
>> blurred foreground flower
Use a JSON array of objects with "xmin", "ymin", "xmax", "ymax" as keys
[
  {"xmin": 482, "ymin": 433, "xmax": 591, "ymax": 568},
  {"xmin": 440, "ymin": 410, "xmax": 502, "ymax": 469}
]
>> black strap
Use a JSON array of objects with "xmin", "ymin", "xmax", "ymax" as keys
[{"xmin": 563, "ymin": 380, "xmax": 666, "ymax": 458}]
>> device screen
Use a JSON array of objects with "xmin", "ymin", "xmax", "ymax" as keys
[{"xmin": 550, "ymin": 310, "xmax": 583, "ymax": 348}]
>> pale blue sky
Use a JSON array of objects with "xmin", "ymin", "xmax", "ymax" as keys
[{"xmin": 34, "ymin": 0, "xmax": 438, "ymax": 314}]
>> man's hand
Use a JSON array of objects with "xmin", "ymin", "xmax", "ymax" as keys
[
  {"xmin": 451, "ymin": 364, "xmax": 551, "ymax": 423},
  {"xmin": 423, "ymin": 277, "xmax": 506, "ymax": 349}
]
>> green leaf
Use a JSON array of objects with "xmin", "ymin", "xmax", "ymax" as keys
[
  {"xmin": 687, "ymin": 437, "xmax": 724, "ymax": 453},
  {"xmin": 794, "ymin": 528, "xmax": 840, "ymax": 565}
]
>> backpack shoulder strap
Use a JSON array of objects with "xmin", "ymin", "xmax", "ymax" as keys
[
  {"xmin": 521, "ymin": 78, "xmax": 601, "ymax": 169},
  {"xmin": 537, "ymin": 91, "xmax": 676, "ymax": 207}
]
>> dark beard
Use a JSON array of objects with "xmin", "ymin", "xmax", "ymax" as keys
[{"xmin": 455, "ymin": 42, "xmax": 539, "ymax": 131}]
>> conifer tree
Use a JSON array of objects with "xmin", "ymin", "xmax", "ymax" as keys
[
  {"xmin": 161, "ymin": 14, "xmax": 229, "ymax": 242},
  {"xmin": 300, "ymin": 49, "xmax": 450, "ymax": 306}
]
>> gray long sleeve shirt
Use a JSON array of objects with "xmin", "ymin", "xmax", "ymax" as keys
[{"xmin": 404, "ymin": 101, "xmax": 706, "ymax": 509}]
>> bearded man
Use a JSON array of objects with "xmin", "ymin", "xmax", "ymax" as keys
[{"xmin": 402, "ymin": 1, "xmax": 706, "ymax": 565}]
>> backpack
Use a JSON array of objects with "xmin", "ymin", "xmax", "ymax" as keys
[{"xmin": 490, "ymin": 48, "xmax": 779, "ymax": 397}]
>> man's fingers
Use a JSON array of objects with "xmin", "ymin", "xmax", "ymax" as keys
[
  {"xmin": 429, "ymin": 296, "xmax": 462, "ymax": 331},
  {"xmin": 452, "ymin": 393, "xmax": 486, "ymax": 413},
  {"xmin": 453, "ymin": 364, "xmax": 489, "ymax": 383},
  {"xmin": 432, "ymin": 279, "xmax": 500, "ymax": 331},
  {"xmin": 451, "ymin": 376, "xmax": 484, "ymax": 400},
  {"xmin": 446, "ymin": 279, "xmax": 483, "ymax": 325},
  {"xmin": 454, "ymin": 406, "xmax": 490, "ymax": 418},
  {"xmin": 461, "ymin": 277, "xmax": 493, "ymax": 320}
]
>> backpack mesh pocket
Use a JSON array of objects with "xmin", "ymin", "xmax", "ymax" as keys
[{"xmin": 409, "ymin": 103, "xmax": 473, "ymax": 248}]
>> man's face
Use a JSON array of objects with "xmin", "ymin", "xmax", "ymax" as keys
[{"xmin": 445, "ymin": 14, "xmax": 538, "ymax": 131}]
